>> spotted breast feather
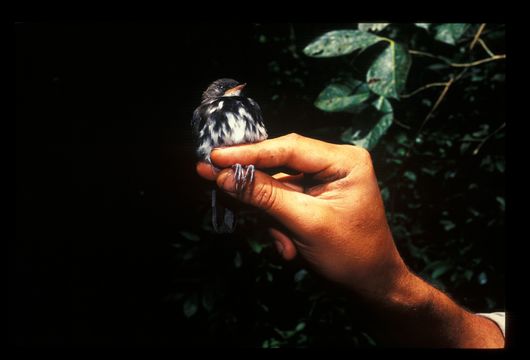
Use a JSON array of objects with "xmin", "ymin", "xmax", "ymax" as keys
[{"xmin": 192, "ymin": 96, "xmax": 268, "ymax": 162}]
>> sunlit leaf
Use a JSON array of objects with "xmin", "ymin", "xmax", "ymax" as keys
[
  {"xmin": 434, "ymin": 23, "xmax": 470, "ymax": 45},
  {"xmin": 358, "ymin": 23, "xmax": 389, "ymax": 32},
  {"xmin": 415, "ymin": 23, "xmax": 431, "ymax": 30},
  {"xmin": 367, "ymin": 41, "xmax": 411, "ymax": 99},
  {"xmin": 303, "ymin": 30, "xmax": 382, "ymax": 58},
  {"xmin": 342, "ymin": 112, "xmax": 393, "ymax": 150},
  {"xmin": 314, "ymin": 81, "xmax": 370, "ymax": 113},
  {"xmin": 372, "ymin": 96, "xmax": 392, "ymax": 113}
]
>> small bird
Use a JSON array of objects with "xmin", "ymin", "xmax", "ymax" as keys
[{"xmin": 192, "ymin": 78, "xmax": 268, "ymax": 233}]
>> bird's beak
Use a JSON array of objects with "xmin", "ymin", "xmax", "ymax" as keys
[{"xmin": 224, "ymin": 83, "xmax": 246, "ymax": 95}]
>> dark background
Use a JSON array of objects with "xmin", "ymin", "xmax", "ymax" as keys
[
  {"xmin": 13, "ymin": 23, "xmax": 505, "ymax": 346},
  {"xmin": 13, "ymin": 22, "xmax": 328, "ymax": 346}
]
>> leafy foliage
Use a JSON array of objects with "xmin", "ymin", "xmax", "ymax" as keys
[
  {"xmin": 303, "ymin": 30, "xmax": 382, "ymax": 58},
  {"xmin": 172, "ymin": 23, "xmax": 505, "ymax": 347}
]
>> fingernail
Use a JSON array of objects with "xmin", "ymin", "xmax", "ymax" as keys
[
  {"xmin": 218, "ymin": 169, "xmax": 236, "ymax": 194},
  {"xmin": 275, "ymin": 240, "xmax": 284, "ymax": 255}
]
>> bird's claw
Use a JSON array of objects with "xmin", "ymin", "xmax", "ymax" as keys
[{"xmin": 232, "ymin": 163, "xmax": 255, "ymax": 195}]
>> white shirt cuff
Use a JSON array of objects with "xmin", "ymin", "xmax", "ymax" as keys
[{"xmin": 476, "ymin": 312, "xmax": 506, "ymax": 338}]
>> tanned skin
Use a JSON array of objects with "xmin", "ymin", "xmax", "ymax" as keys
[{"xmin": 196, "ymin": 133, "xmax": 504, "ymax": 348}]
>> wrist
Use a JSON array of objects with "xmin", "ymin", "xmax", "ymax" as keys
[{"xmin": 359, "ymin": 267, "xmax": 504, "ymax": 347}]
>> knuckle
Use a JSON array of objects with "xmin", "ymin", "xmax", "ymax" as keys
[
  {"xmin": 338, "ymin": 145, "xmax": 373, "ymax": 177},
  {"xmin": 355, "ymin": 146, "xmax": 372, "ymax": 163},
  {"xmin": 252, "ymin": 182, "xmax": 278, "ymax": 211},
  {"xmin": 285, "ymin": 132, "xmax": 301, "ymax": 141},
  {"xmin": 339, "ymin": 144, "xmax": 371, "ymax": 162},
  {"xmin": 257, "ymin": 147, "xmax": 272, "ymax": 161}
]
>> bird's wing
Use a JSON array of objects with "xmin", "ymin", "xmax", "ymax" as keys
[
  {"xmin": 191, "ymin": 106, "xmax": 205, "ymax": 140},
  {"xmin": 247, "ymin": 97, "xmax": 264, "ymax": 124}
]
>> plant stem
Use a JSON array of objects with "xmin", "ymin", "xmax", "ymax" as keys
[
  {"xmin": 401, "ymin": 82, "xmax": 449, "ymax": 99},
  {"xmin": 472, "ymin": 122, "xmax": 506, "ymax": 155},
  {"xmin": 478, "ymin": 38, "xmax": 496, "ymax": 57},
  {"xmin": 409, "ymin": 50, "xmax": 506, "ymax": 68},
  {"xmin": 449, "ymin": 55, "xmax": 506, "ymax": 68},
  {"xmin": 469, "ymin": 23, "xmax": 486, "ymax": 50},
  {"xmin": 406, "ymin": 77, "xmax": 454, "ymax": 157}
]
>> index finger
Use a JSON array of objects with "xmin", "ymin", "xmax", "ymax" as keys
[{"xmin": 210, "ymin": 133, "xmax": 355, "ymax": 176}]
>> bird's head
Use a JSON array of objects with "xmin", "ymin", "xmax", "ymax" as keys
[{"xmin": 201, "ymin": 78, "xmax": 246, "ymax": 101}]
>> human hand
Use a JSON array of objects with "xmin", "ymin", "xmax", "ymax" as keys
[{"xmin": 196, "ymin": 133, "xmax": 408, "ymax": 301}]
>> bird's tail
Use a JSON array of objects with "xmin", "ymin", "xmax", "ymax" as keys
[{"xmin": 211, "ymin": 189, "xmax": 236, "ymax": 233}]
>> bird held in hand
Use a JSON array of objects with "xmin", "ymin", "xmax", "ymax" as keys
[{"xmin": 192, "ymin": 78, "xmax": 268, "ymax": 233}]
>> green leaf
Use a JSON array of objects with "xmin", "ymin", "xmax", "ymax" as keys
[
  {"xmin": 495, "ymin": 159, "xmax": 505, "ymax": 173},
  {"xmin": 248, "ymin": 239, "xmax": 264, "ymax": 254},
  {"xmin": 183, "ymin": 294, "xmax": 198, "ymax": 318},
  {"xmin": 415, "ymin": 23, "xmax": 431, "ymax": 30},
  {"xmin": 372, "ymin": 96, "xmax": 392, "ymax": 113},
  {"xmin": 341, "ymin": 96, "xmax": 393, "ymax": 150},
  {"xmin": 342, "ymin": 112, "xmax": 393, "ymax": 150},
  {"xmin": 432, "ymin": 264, "xmax": 452, "ymax": 279},
  {"xmin": 303, "ymin": 30, "xmax": 382, "ymax": 58},
  {"xmin": 440, "ymin": 219, "xmax": 456, "ymax": 231},
  {"xmin": 404, "ymin": 171, "xmax": 417, "ymax": 182},
  {"xmin": 367, "ymin": 41, "xmax": 411, "ymax": 99},
  {"xmin": 434, "ymin": 23, "xmax": 470, "ymax": 45},
  {"xmin": 179, "ymin": 231, "xmax": 200, "ymax": 242},
  {"xmin": 358, "ymin": 23, "xmax": 389, "ymax": 32},
  {"xmin": 294, "ymin": 269, "xmax": 308, "ymax": 283},
  {"xmin": 262, "ymin": 338, "xmax": 282, "ymax": 348},
  {"xmin": 314, "ymin": 82, "xmax": 370, "ymax": 113},
  {"xmin": 478, "ymin": 271, "xmax": 488, "ymax": 285},
  {"xmin": 295, "ymin": 322, "xmax": 306, "ymax": 332},
  {"xmin": 496, "ymin": 196, "xmax": 505, "ymax": 212}
]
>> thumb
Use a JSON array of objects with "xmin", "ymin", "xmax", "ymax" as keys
[{"xmin": 216, "ymin": 167, "xmax": 318, "ymax": 229}]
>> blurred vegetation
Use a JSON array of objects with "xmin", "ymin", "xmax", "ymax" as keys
[{"xmin": 171, "ymin": 23, "xmax": 505, "ymax": 347}]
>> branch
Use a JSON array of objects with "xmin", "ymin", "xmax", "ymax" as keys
[
  {"xmin": 409, "ymin": 49, "xmax": 506, "ymax": 68},
  {"xmin": 449, "ymin": 55, "xmax": 506, "ymax": 67},
  {"xmin": 406, "ymin": 77, "xmax": 454, "ymax": 157},
  {"xmin": 393, "ymin": 118, "xmax": 412, "ymax": 130},
  {"xmin": 478, "ymin": 38, "xmax": 496, "ymax": 57},
  {"xmin": 400, "ymin": 82, "xmax": 449, "ymax": 98},
  {"xmin": 472, "ymin": 122, "xmax": 506, "ymax": 155},
  {"xmin": 469, "ymin": 23, "xmax": 487, "ymax": 50}
]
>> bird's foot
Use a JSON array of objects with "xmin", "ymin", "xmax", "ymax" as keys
[
  {"xmin": 232, "ymin": 163, "xmax": 255, "ymax": 195},
  {"xmin": 232, "ymin": 163, "xmax": 244, "ymax": 193},
  {"xmin": 243, "ymin": 164, "xmax": 255, "ymax": 189}
]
